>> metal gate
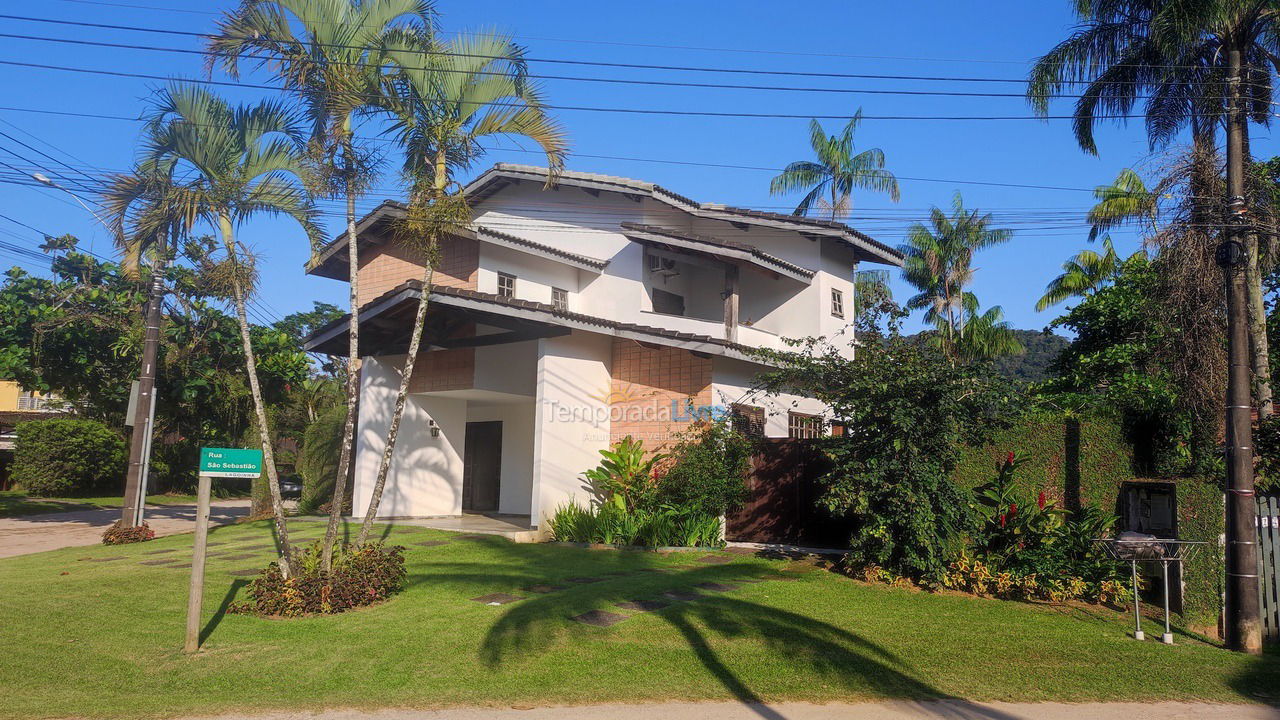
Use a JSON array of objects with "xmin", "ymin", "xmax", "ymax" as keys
[{"xmin": 1258, "ymin": 493, "xmax": 1280, "ymax": 645}]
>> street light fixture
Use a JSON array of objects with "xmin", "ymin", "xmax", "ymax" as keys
[{"xmin": 33, "ymin": 168, "xmax": 162, "ymax": 529}]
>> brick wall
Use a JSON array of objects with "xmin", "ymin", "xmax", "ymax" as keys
[
  {"xmin": 608, "ymin": 339, "xmax": 713, "ymax": 449},
  {"xmin": 356, "ymin": 233, "xmax": 478, "ymax": 306},
  {"xmin": 406, "ymin": 348, "xmax": 475, "ymax": 393}
]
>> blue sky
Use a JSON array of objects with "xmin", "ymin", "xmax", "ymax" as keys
[{"xmin": 0, "ymin": 0, "xmax": 1265, "ymax": 333}]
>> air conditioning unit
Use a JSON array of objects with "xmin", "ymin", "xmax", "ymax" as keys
[{"xmin": 648, "ymin": 255, "xmax": 679, "ymax": 277}]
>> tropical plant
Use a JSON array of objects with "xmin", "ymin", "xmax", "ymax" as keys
[
  {"xmin": 769, "ymin": 110, "xmax": 899, "ymax": 219},
  {"xmin": 852, "ymin": 268, "xmax": 896, "ymax": 331},
  {"xmin": 655, "ymin": 419, "xmax": 753, "ymax": 517},
  {"xmin": 900, "ymin": 193, "xmax": 1014, "ymax": 359},
  {"xmin": 547, "ymin": 501, "xmax": 725, "ymax": 548},
  {"xmin": 581, "ymin": 436, "xmax": 666, "ymax": 513},
  {"xmin": 947, "ymin": 294, "xmax": 1025, "ymax": 361},
  {"xmin": 123, "ymin": 82, "xmax": 322, "ymax": 576},
  {"xmin": 1036, "ymin": 235, "xmax": 1129, "ymax": 310},
  {"xmin": 208, "ymin": 0, "xmax": 437, "ymax": 570},
  {"xmin": 355, "ymin": 28, "xmax": 567, "ymax": 544}
]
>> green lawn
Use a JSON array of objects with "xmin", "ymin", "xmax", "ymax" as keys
[
  {"xmin": 0, "ymin": 520, "xmax": 1276, "ymax": 719},
  {"xmin": 0, "ymin": 490, "xmax": 211, "ymax": 518}
]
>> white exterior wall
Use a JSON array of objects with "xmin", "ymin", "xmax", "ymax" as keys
[
  {"xmin": 474, "ymin": 337, "xmax": 538, "ymax": 397},
  {"xmin": 711, "ymin": 357, "xmax": 829, "ymax": 438},
  {"xmin": 354, "ymin": 356, "xmax": 467, "ymax": 517},
  {"xmin": 476, "ymin": 243, "xmax": 583, "ymax": 308},
  {"xmin": 466, "ymin": 402, "xmax": 536, "ymax": 515},
  {"xmin": 530, "ymin": 331, "xmax": 612, "ymax": 527}
]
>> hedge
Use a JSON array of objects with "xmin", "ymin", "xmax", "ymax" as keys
[
  {"xmin": 12, "ymin": 417, "xmax": 127, "ymax": 496},
  {"xmin": 954, "ymin": 410, "xmax": 1223, "ymax": 631}
]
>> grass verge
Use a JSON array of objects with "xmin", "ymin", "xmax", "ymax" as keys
[{"xmin": 0, "ymin": 519, "xmax": 1276, "ymax": 719}]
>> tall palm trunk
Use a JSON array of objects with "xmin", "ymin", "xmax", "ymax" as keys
[
  {"xmin": 322, "ymin": 131, "xmax": 360, "ymax": 572},
  {"xmin": 356, "ymin": 155, "xmax": 446, "ymax": 544},
  {"xmin": 1246, "ymin": 229, "xmax": 1273, "ymax": 417},
  {"xmin": 355, "ymin": 260, "xmax": 435, "ymax": 544},
  {"xmin": 219, "ymin": 215, "xmax": 294, "ymax": 578}
]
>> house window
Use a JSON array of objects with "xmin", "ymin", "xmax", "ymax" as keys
[
  {"xmin": 830, "ymin": 422, "xmax": 846, "ymax": 437},
  {"xmin": 551, "ymin": 287, "xmax": 568, "ymax": 311},
  {"xmin": 730, "ymin": 404, "xmax": 765, "ymax": 438},
  {"xmin": 497, "ymin": 272, "xmax": 516, "ymax": 298},
  {"xmin": 831, "ymin": 288, "xmax": 845, "ymax": 318},
  {"xmin": 788, "ymin": 412, "xmax": 823, "ymax": 439}
]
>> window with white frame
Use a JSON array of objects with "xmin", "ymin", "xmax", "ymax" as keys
[
  {"xmin": 497, "ymin": 272, "xmax": 516, "ymax": 298},
  {"xmin": 831, "ymin": 288, "xmax": 845, "ymax": 318},
  {"xmin": 551, "ymin": 287, "xmax": 568, "ymax": 310},
  {"xmin": 788, "ymin": 412, "xmax": 823, "ymax": 439}
]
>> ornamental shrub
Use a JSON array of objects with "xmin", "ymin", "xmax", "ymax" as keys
[
  {"xmin": 230, "ymin": 541, "xmax": 407, "ymax": 617},
  {"xmin": 548, "ymin": 501, "xmax": 724, "ymax": 548},
  {"xmin": 656, "ymin": 420, "xmax": 753, "ymax": 516},
  {"xmin": 12, "ymin": 417, "xmax": 127, "ymax": 496},
  {"xmin": 101, "ymin": 521, "xmax": 155, "ymax": 545}
]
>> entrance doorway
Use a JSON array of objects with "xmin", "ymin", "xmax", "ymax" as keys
[{"xmin": 462, "ymin": 421, "xmax": 502, "ymax": 512}]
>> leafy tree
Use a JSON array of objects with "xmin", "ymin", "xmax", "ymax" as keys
[
  {"xmin": 1087, "ymin": 169, "xmax": 1159, "ymax": 241},
  {"xmin": 768, "ymin": 110, "xmax": 899, "ymax": 219},
  {"xmin": 353, "ymin": 29, "xmax": 568, "ymax": 544},
  {"xmin": 754, "ymin": 331, "xmax": 1021, "ymax": 583},
  {"xmin": 209, "ymin": 0, "xmax": 437, "ymax": 570}
]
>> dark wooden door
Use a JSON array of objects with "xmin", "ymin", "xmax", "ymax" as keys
[{"xmin": 462, "ymin": 421, "xmax": 502, "ymax": 512}]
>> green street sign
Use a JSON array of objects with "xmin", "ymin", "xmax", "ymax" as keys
[{"xmin": 198, "ymin": 447, "xmax": 263, "ymax": 478}]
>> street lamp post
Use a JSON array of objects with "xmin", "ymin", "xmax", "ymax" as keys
[{"xmin": 33, "ymin": 171, "xmax": 163, "ymax": 529}]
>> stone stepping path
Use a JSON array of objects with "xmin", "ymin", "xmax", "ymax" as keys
[
  {"xmin": 471, "ymin": 593, "xmax": 523, "ymax": 606},
  {"xmin": 216, "ymin": 553, "xmax": 259, "ymax": 561},
  {"xmin": 660, "ymin": 589, "xmax": 702, "ymax": 602},
  {"xmin": 139, "ymin": 559, "xmax": 175, "ymax": 566},
  {"xmin": 566, "ymin": 576, "xmax": 604, "ymax": 584},
  {"xmin": 614, "ymin": 599, "xmax": 670, "ymax": 612},
  {"xmin": 413, "ymin": 540, "xmax": 449, "ymax": 547},
  {"xmin": 696, "ymin": 555, "xmax": 731, "ymax": 565},
  {"xmin": 78, "ymin": 556, "xmax": 125, "ymax": 562},
  {"xmin": 522, "ymin": 584, "xmax": 565, "ymax": 594},
  {"xmin": 695, "ymin": 582, "xmax": 739, "ymax": 593},
  {"xmin": 571, "ymin": 610, "xmax": 628, "ymax": 627},
  {"xmin": 228, "ymin": 569, "xmax": 261, "ymax": 577},
  {"xmin": 142, "ymin": 548, "xmax": 175, "ymax": 555}
]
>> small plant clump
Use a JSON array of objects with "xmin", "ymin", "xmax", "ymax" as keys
[
  {"xmin": 230, "ymin": 541, "xmax": 407, "ymax": 617},
  {"xmin": 101, "ymin": 521, "xmax": 155, "ymax": 545}
]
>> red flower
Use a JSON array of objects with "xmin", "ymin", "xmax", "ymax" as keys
[
  {"xmin": 998, "ymin": 513, "xmax": 1007, "ymax": 528},
  {"xmin": 1008, "ymin": 503, "xmax": 1017, "ymax": 518},
  {"xmin": 1005, "ymin": 451, "xmax": 1015, "ymax": 465},
  {"xmin": 1037, "ymin": 491, "xmax": 1046, "ymax": 510}
]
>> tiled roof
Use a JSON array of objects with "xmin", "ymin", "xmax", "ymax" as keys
[
  {"xmin": 473, "ymin": 226, "xmax": 609, "ymax": 271},
  {"xmin": 304, "ymin": 280, "xmax": 757, "ymax": 359},
  {"xmin": 619, "ymin": 223, "xmax": 814, "ymax": 280}
]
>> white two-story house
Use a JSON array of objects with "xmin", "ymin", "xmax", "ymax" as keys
[{"xmin": 304, "ymin": 164, "xmax": 903, "ymax": 527}]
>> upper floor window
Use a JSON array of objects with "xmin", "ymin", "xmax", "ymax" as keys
[
  {"xmin": 651, "ymin": 288, "xmax": 686, "ymax": 316},
  {"xmin": 788, "ymin": 412, "xmax": 823, "ymax": 439},
  {"xmin": 551, "ymin": 287, "xmax": 568, "ymax": 311},
  {"xmin": 497, "ymin": 272, "xmax": 516, "ymax": 298},
  {"xmin": 831, "ymin": 288, "xmax": 845, "ymax": 318}
]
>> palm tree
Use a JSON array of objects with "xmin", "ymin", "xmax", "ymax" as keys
[
  {"xmin": 948, "ymin": 294, "xmax": 1024, "ymax": 361},
  {"xmin": 852, "ymin": 268, "xmax": 893, "ymax": 326},
  {"xmin": 131, "ymin": 82, "xmax": 322, "ymax": 577},
  {"xmin": 1087, "ymin": 168, "xmax": 1159, "ymax": 242},
  {"xmin": 769, "ymin": 110, "xmax": 899, "ymax": 219},
  {"xmin": 208, "ymin": 0, "xmax": 436, "ymax": 570},
  {"xmin": 900, "ymin": 193, "xmax": 1012, "ymax": 358},
  {"xmin": 353, "ymin": 30, "xmax": 567, "ymax": 544},
  {"xmin": 1029, "ymin": 1, "xmax": 1280, "ymax": 652},
  {"xmin": 1036, "ymin": 236, "xmax": 1129, "ymax": 311}
]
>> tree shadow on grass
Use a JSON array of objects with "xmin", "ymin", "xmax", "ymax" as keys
[
  {"xmin": 413, "ymin": 539, "xmax": 1023, "ymax": 720},
  {"xmin": 1229, "ymin": 647, "xmax": 1280, "ymax": 705}
]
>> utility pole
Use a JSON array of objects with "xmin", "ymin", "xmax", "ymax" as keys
[
  {"xmin": 120, "ymin": 247, "xmax": 168, "ymax": 528},
  {"xmin": 1220, "ymin": 44, "xmax": 1262, "ymax": 655}
]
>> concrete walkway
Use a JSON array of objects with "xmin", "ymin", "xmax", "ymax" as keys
[
  {"xmin": 179, "ymin": 701, "xmax": 1280, "ymax": 720},
  {"xmin": 0, "ymin": 499, "xmax": 252, "ymax": 558}
]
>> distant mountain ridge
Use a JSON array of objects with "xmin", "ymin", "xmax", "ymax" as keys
[{"xmin": 902, "ymin": 328, "xmax": 1068, "ymax": 383}]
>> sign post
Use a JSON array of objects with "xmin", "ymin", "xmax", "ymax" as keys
[{"xmin": 185, "ymin": 447, "xmax": 262, "ymax": 653}]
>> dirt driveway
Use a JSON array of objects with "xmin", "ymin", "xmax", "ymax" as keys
[{"xmin": 0, "ymin": 499, "xmax": 252, "ymax": 558}]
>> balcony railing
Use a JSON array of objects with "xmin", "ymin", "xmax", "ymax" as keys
[{"xmin": 16, "ymin": 395, "xmax": 57, "ymax": 412}]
